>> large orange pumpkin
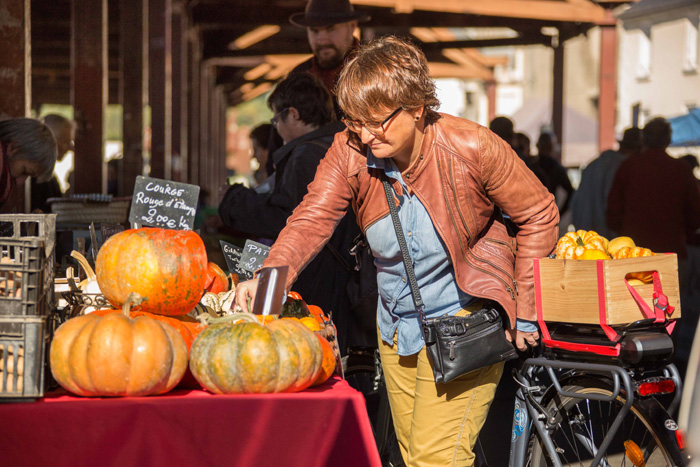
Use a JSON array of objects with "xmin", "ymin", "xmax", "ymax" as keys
[
  {"xmin": 50, "ymin": 308, "xmax": 188, "ymax": 397},
  {"xmin": 189, "ymin": 317, "xmax": 322, "ymax": 394},
  {"xmin": 91, "ymin": 308, "xmax": 206, "ymax": 350},
  {"xmin": 96, "ymin": 228, "xmax": 207, "ymax": 316},
  {"xmin": 556, "ymin": 230, "xmax": 609, "ymax": 259}
]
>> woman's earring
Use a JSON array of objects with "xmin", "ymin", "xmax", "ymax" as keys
[{"xmin": 415, "ymin": 115, "xmax": 421, "ymax": 121}]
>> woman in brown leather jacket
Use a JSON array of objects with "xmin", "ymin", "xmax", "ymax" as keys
[{"xmin": 234, "ymin": 36, "xmax": 558, "ymax": 466}]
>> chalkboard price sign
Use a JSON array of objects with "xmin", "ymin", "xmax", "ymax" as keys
[
  {"xmin": 219, "ymin": 240, "xmax": 252, "ymax": 280},
  {"xmin": 239, "ymin": 239, "xmax": 270, "ymax": 274},
  {"xmin": 129, "ymin": 176, "xmax": 200, "ymax": 230}
]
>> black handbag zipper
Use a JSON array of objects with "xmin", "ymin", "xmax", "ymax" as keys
[{"xmin": 448, "ymin": 322, "xmax": 504, "ymax": 360}]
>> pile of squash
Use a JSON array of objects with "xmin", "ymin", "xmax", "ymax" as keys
[
  {"xmin": 555, "ymin": 230, "xmax": 656, "ymax": 282},
  {"xmin": 49, "ymin": 227, "xmax": 336, "ymax": 397}
]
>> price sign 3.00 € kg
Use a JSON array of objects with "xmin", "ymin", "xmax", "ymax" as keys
[{"xmin": 129, "ymin": 176, "xmax": 200, "ymax": 230}]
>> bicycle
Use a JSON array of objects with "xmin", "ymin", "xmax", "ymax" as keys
[
  {"xmin": 345, "ymin": 317, "xmax": 688, "ymax": 467},
  {"xmin": 505, "ymin": 319, "xmax": 687, "ymax": 467}
]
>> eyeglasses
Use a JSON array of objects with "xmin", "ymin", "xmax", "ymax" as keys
[
  {"xmin": 270, "ymin": 107, "xmax": 291, "ymax": 128},
  {"xmin": 343, "ymin": 107, "xmax": 403, "ymax": 137}
]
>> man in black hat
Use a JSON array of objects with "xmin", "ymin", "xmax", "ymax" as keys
[{"xmin": 289, "ymin": 0, "xmax": 370, "ymax": 119}]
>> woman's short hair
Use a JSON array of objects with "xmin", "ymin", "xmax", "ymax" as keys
[
  {"xmin": 336, "ymin": 35, "xmax": 439, "ymax": 123},
  {"xmin": 0, "ymin": 118, "xmax": 57, "ymax": 183},
  {"xmin": 268, "ymin": 72, "xmax": 335, "ymax": 128}
]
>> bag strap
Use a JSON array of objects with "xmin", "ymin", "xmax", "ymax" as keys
[{"xmin": 381, "ymin": 178, "xmax": 426, "ymax": 324}]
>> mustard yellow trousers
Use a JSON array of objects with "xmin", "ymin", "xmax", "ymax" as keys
[{"xmin": 377, "ymin": 310, "xmax": 504, "ymax": 467}]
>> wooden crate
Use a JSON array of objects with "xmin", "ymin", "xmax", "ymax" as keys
[{"xmin": 534, "ymin": 254, "xmax": 681, "ymax": 326}]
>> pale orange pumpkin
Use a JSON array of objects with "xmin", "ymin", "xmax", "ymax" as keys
[
  {"xmin": 50, "ymin": 299, "xmax": 188, "ymax": 397},
  {"xmin": 556, "ymin": 230, "xmax": 609, "ymax": 259}
]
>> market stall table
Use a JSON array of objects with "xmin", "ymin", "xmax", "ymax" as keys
[{"xmin": 0, "ymin": 377, "xmax": 381, "ymax": 467}]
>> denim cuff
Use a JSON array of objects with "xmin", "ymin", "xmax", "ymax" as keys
[{"xmin": 516, "ymin": 318, "xmax": 538, "ymax": 333}]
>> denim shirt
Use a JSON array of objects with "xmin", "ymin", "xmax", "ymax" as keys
[{"xmin": 365, "ymin": 152, "xmax": 476, "ymax": 356}]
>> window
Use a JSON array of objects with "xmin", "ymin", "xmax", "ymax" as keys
[
  {"xmin": 636, "ymin": 30, "xmax": 651, "ymax": 79},
  {"xmin": 683, "ymin": 19, "xmax": 698, "ymax": 72}
]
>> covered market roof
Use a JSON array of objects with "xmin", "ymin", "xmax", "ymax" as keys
[{"xmin": 31, "ymin": 0, "xmax": 616, "ymax": 107}]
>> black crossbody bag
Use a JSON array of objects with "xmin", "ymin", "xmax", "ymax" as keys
[{"xmin": 382, "ymin": 179, "xmax": 517, "ymax": 384}]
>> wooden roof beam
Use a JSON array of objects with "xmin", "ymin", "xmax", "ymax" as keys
[{"xmin": 352, "ymin": 0, "xmax": 607, "ymax": 23}]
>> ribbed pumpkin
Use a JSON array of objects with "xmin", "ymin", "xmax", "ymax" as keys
[
  {"xmin": 614, "ymin": 246, "xmax": 656, "ymax": 282},
  {"xmin": 189, "ymin": 317, "xmax": 322, "ymax": 394},
  {"xmin": 50, "ymin": 304, "xmax": 188, "ymax": 397},
  {"xmin": 311, "ymin": 335, "xmax": 336, "ymax": 387},
  {"xmin": 556, "ymin": 230, "xmax": 609, "ymax": 259},
  {"xmin": 96, "ymin": 228, "xmax": 207, "ymax": 316}
]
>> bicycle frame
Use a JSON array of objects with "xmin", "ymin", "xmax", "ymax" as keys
[{"xmin": 508, "ymin": 357, "xmax": 683, "ymax": 467}]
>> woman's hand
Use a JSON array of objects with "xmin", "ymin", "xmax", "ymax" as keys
[
  {"xmin": 506, "ymin": 329, "xmax": 540, "ymax": 352},
  {"xmin": 234, "ymin": 278, "xmax": 259, "ymax": 313}
]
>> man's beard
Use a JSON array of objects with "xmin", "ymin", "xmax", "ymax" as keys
[{"xmin": 313, "ymin": 45, "xmax": 345, "ymax": 70}]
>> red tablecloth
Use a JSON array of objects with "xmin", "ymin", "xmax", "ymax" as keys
[{"xmin": 0, "ymin": 377, "xmax": 381, "ymax": 467}]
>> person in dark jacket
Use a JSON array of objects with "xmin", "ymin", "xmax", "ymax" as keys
[{"xmin": 219, "ymin": 72, "xmax": 363, "ymax": 353}]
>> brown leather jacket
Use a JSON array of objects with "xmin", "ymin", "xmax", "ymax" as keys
[{"xmin": 263, "ymin": 112, "xmax": 559, "ymax": 326}]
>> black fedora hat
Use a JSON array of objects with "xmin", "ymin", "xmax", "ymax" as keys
[{"xmin": 289, "ymin": 0, "xmax": 370, "ymax": 28}]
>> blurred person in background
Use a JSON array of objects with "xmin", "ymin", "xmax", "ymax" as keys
[
  {"xmin": 488, "ymin": 117, "xmax": 549, "ymax": 191},
  {"xmin": 0, "ymin": 118, "xmax": 57, "ymax": 212},
  {"xmin": 248, "ymin": 123, "xmax": 282, "ymax": 190},
  {"xmin": 31, "ymin": 114, "xmax": 76, "ymax": 212},
  {"xmin": 534, "ymin": 131, "xmax": 574, "ymax": 217},
  {"xmin": 571, "ymin": 127, "xmax": 642, "ymax": 238},
  {"xmin": 607, "ymin": 117, "xmax": 700, "ymax": 378}
]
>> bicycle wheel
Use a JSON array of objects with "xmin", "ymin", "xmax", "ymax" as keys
[{"xmin": 527, "ymin": 376, "xmax": 686, "ymax": 467}]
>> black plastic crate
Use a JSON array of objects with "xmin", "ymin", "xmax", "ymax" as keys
[
  {"xmin": 0, "ymin": 316, "xmax": 48, "ymax": 401},
  {"xmin": 0, "ymin": 214, "xmax": 56, "ymax": 317}
]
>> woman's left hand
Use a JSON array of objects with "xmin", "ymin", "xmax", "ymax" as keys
[{"xmin": 506, "ymin": 329, "xmax": 540, "ymax": 351}]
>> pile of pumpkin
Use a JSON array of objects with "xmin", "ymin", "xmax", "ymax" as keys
[
  {"xmin": 555, "ymin": 230, "xmax": 656, "ymax": 283},
  {"xmin": 49, "ymin": 227, "xmax": 336, "ymax": 397}
]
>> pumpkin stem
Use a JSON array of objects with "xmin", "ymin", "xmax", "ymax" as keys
[
  {"xmin": 70, "ymin": 250, "xmax": 96, "ymax": 281},
  {"xmin": 122, "ymin": 292, "xmax": 145, "ymax": 316}
]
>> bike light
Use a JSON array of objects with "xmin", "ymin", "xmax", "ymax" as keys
[
  {"xmin": 624, "ymin": 440, "xmax": 646, "ymax": 467},
  {"xmin": 675, "ymin": 429, "xmax": 685, "ymax": 450},
  {"xmin": 636, "ymin": 378, "xmax": 675, "ymax": 396}
]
